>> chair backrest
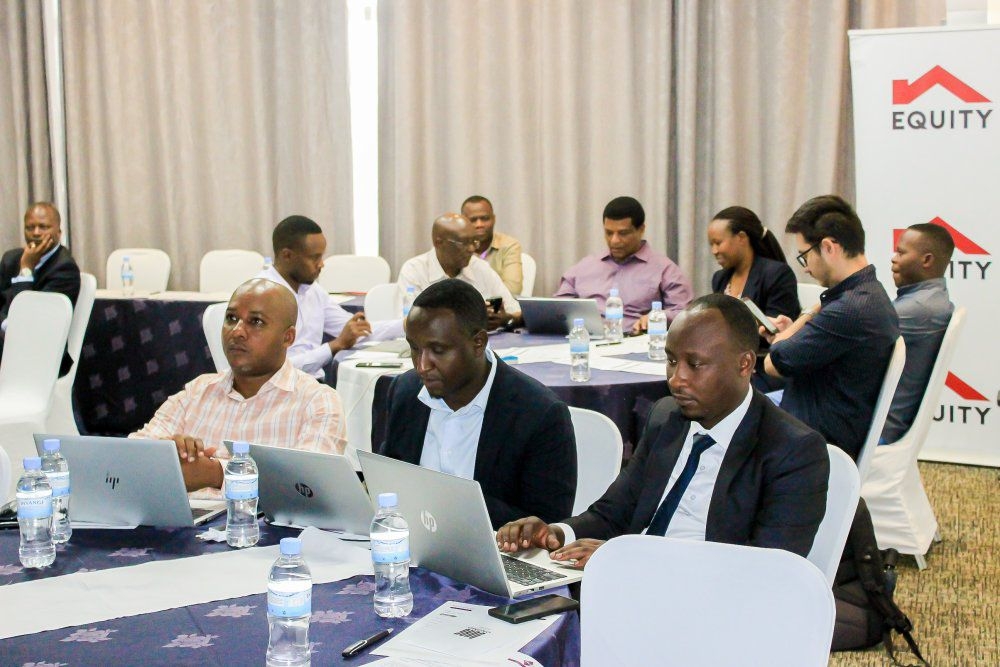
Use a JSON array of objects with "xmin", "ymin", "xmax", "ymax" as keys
[
  {"xmin": 106, "ymin": 248, "xmax": 171, "ymax": 291},
  {"xmin": 0, "ymin": 292, "xmax": 73, "ymax": 414},
  {"xmin": 797, "ymin": 282, "xmax": 825, "ymax": 310},
  {"xmin": 0, "ymin": 445, "xmax": 10, "ymax": 506},
  {"xmin": 582, "ymin": 535, "xmax": 835, "ymax": 667},
  {"xmin": 856, "ymin": 336, "xmax": 906, "ymax": 481},
  {"xmin": 46, "ymin": 273, "xmax": 98, "ymax": 435},
  {"xmin": 807, "ymin": 445, "xmax": 861, "ymax": 585},
  {"xmin": 318, "ymin": 254, "xmax": 392, "ymax": 293},
  {"xmin": 520, "ymin": 252, "xmax": 537, "ymax": 297},
  {"xmin": 67, "ymin": 273, "xmax": 97, "ymax": 367},
  {"xmin": 202, "ymin": 302, "xmax": 230, "ymax": 372},
  {"xmin": 199, "ymin": 249, "xmax": 265, "ymax": 294},
  {"xmin": 364, "ymin": 283, "xmax": 403, "ymax": 322},
  {"xmin": 569, "ymin": 407, "xmax": 623, "ymax": 514}
]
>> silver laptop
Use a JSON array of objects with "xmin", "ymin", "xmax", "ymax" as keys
[
  {"xmin": 517, "ymin": 297, "xmax": 605, "ymax": 337},
  {"xmin": 358, "ymin": 451, "xmax": 583, "ymax": 598},
  {"xmin": 32, "ymin": 434, "xmax": 225, "ymax": 527},
  {"xmin": 247, "ymin": 443, "xmax": 373, "ymax": 535}
]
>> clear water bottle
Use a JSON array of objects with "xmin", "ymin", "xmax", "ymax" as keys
[
  {"xmin": 41, "ymin": 439, "xmax": 72, "ymax": 544},
  {"xmin": 648, "ymin": 301, "xmax": 667, "ymax": 361},
  {"xmin": 266, "ymin": 537, "xmax": 312, "ymax": 667},
  {"xmin": 402, "ymin": 285, "xmax": 416, "ymax": 318},
  {"xmin": 263, "ymin": 256, "xmax": 273, "ymax": 272},
  {"xmin": 121, "ymin": 255, "xmax": 135, "ymax": 296},
  {"xmin": 605, "ymin": 287, "xmax": 624, "ymax": 342},
  {"xmin": 569, "ymin": 317, "xmax": 590, "ymax": 382},
  {"xmin": 17, "ymin": 457, "xmax": 56, "ymax": 569},
  {"xmin": 371, "ymin": 492, "xmax": 413, "ymax": 618},
  {"xmin": 224, "ymin": 441, "xmax": 260, "ymax": 548}
]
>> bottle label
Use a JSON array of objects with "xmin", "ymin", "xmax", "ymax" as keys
[
  {"xmin": 371, "ymin": 534, "xmax": 410, "ymax": 564},
  {"xmin": 225, "ymin": 473, "xmax": 258, "ymax": 500},
  {"xmin": 569, "ymin": 342, "xmax": 589, "ymax": 354},
  {"xmin": 45, "ymin": 471, "xmax": 71, "ymax": 497},
  {"xmin": 648, "ymin": 321, "xmax": 667, "ymax": 336},
  {"xmin": 17, "ymin": 491, "xmax": 52, "ymax": 519},
  {"xmin": 267, "ymin": 586, "xmax": 312, "ymax": 617},
  {"xmin": 606, "ymin": 308, "xmax": 623, "ymax": 321}
]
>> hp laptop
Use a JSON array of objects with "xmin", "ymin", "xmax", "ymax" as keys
[
  {"xmin": 517, "ymin": 297, "xmax": 605, "ymax": 337},
  {"xmin": 358, "ymin": 451, "xmax": 583, "ymax": 598},
  {"xmin": 32, "ymin": 434, "xmax": 225, "ymax": 527},
  {"xmin": 247, "ymin": 443, "xmax": 373, "ymax": 535}
]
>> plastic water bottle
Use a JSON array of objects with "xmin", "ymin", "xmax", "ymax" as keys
[
  {"xmin": 41, "ymin": 439, "xmax": 72, "ymax": 544},
  {"xmin": 121, "ymin": 255, "xmax": 135, "ymax": 296},
  {"xmin": 569, "ymin": 317, "xmax": 591, "ymax": 382},
  {"xmin": 371, "ymin": 492, "xmax": 413, "ymax": 618},
  {"xmin": 17, "ymin": 457, "xmax": 56, "ymax": 569},
  {"xmin": 402, "ymin": 285, "xmax": 416, "ymax": 318},
  {"xmin": 266, "ymin": 537, "xmax": 312, "ymax": 667},
  {"xmin": 648, "ymin": 301, "xmax": 667, "ymax": 361},
  {"xmin": 224, "ymin": 441, "xmax": 260, "ymax": 548},
  {"xmin": 605, "ymin": 287, "xmax": 624, "ymax": 342},
  {"xmin": 263, "ymin": 256, "xmax": 273, "ymax": 272}
]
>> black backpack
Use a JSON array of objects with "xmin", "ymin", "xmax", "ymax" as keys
[{"xmin": 832, "ymin": 499, "xmax": 930, "ymax": 666}]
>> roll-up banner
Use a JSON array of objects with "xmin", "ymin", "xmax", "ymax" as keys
[{"xmin": 849, "ymin": 25, "xmax": 999, "ymax": 467}]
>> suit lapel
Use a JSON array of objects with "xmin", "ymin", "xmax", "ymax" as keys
[
  {"xmin": 473, "ymin": 359, "xmax": 509, "ymax": 481},
  {"xmin": 633, "ymin": 412, "xmax": 690, "ymax": 529},
  {"xmin": 705, "ymin": 392, "xmax": 764, "ymax": 539},
  {"xmin": 744, "ymin": 258, "xmax": 766, "ymax": 304}
]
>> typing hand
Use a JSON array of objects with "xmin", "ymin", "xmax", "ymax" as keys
[
  {"xmin": 171, "ymin": 434, "xmax": 216, "ymax": 464},
  {"xmin": 496, "ymin": 516, "xmax": 565, "ymax": 553},
  {"xmin": 549, "ymin": 538, "xmax": 606, "ymax": 569},
  {"xmin": 760, "ymin": 314, "xmax": 792, "ymax": 344}
]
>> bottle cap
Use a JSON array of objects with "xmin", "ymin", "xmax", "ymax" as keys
[
  {"xmin": 43, "ymin": 438, "xmax": 61, "ymax": 452},
  {"xmin": 232, "ymin": 441, "xmax": 250, "ymax": 454},
  {"xmin": 378, "ymin": 492, "xmax": 398, "ymax": 508},
  {"xmin": 279, "ymin": 537, "xmax": 302, "ymax": 556},
  {"xmin": 123, "ymin": 256, "xmax": 130, "ymax": 261},
  {"xmin": 23, "ymin": 457, "xmax": 41, "ymax": 471},
  {"xmin": 573, "ymin": 318, "xmax": 584, "ymax": 327},
  {"xmin": 406, "ymin": 285, "xmax": 415, "ymax": 293},
  {"xmin": 652, "ymin": 301, "xmax": 662, "ymax": 310},
  {"xmin": 610, "ymin": 288, "xmax": 619, "ymax": 297}
]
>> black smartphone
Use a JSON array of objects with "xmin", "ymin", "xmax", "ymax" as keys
[
  {"xmin": 741, "ymin": 297, "xmax": 779, "ymax": 335},
  {"xmin": 355, "ymin": 361, "xmax": 403, "ymax": 369},
  {"xmin": 487, "ymin": 297, "xmax": 503, "ymax": 313},
  {"xmin": 488, "ymin": 593, "xmax": 579, "ymax": 624}
]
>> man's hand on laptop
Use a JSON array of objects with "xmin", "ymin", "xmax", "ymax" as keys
[
  {"xmin": 549, "ymin": 538, "xmax": 605, "ymax": 570},
  {"xmin": 172, "ymin": 434, "xmax": 224, "ymax": 492},
  {"xmin": 496, "ymin": 516, "xmax": 564, "ymax": 553},
  {"xmin": 172, "ymin": 435, "xmax": 215, "ymax": 463}
]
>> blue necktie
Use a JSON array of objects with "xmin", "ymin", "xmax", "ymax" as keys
[{"xmin": 646, "ymin": 433, "xmax": 716, "ymax": 537}]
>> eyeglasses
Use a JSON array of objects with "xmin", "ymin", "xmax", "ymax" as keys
[
  {"xmin": 445, "ymin": 238, "xmax": 478, "ymax": 250},
  {"xmin": 795, "ymin": 242, "xmax": 821, "ymax": 268}
]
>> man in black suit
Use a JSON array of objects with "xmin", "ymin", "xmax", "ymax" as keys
[
  {"xmin": 378, "ymin": 278, "xmax": 577, "ymax": 529},
  {"xmin": 0, "ymin": 202, "xmax": 81, "ymax": 375},
  {"xmin": 497, "ymin": 293, "xmax": 829, "ymax": 565}
]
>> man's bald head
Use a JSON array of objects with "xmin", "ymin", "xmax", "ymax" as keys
[
  {"xmin": 230, "ymin": 278, "xmax": 298, "ymax": 327},
  {"xmin": 431, "ymin": 213, "xmax": 478, "ymax": 278},
  {"xmin": 223, "ymin": 279, "xmax": 298, "ymax": 380}
]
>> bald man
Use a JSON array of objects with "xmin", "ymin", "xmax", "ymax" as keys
[
  {"xmin": 131, "ymin": 279, "xmax": 347, "ymax": 491},
  {"xmin": 397, "ymin": 213, "xmax": 521, "ymax": 330}
]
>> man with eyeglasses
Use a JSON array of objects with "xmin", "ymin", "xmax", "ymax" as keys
[
  {"xmin": 760, "ymin": 195, "xmax": 898, "ymax": 460},
  {"xmin": 398, "ymin": 213, "xmax": 521, "ymax": 330}
]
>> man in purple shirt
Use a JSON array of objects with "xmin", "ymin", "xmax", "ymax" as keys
[{"xmin": 555, "ymin": 196, "xmax": 693, "ymax": 332}]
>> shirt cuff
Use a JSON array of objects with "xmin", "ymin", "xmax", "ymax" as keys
[
  {"xmin": 552, "ymin": 522, "xmax": 575, "ymax": 545},
  {"xmin": 10, "ymin": 275, "xmax": 34, "ymax": 284}
]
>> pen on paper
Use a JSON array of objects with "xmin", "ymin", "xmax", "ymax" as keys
[{"xmin": 342, "ymin": 628, "xmax": 393, "ymax": 658}]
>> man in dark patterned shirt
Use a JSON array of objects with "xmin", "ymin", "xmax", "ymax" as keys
[{"xmin": 761, "ymin": 195, "xmax": 899, "ymax": 460}]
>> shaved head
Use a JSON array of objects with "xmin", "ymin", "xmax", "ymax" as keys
[
  {"xmin": 431, "ymin": 213, "xmax": 478, "ymax": 277},
  {"xmin": 230, "ymin": 278, "xmax": 298, "ymax": 327}
]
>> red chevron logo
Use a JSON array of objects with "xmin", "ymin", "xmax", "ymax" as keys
[
  {"xmin": 945, "ymin": 372, "xmax": 988, "ymax": 401},
  {"xmin": 892, "ymin": 217, "xmax": 988, "ymax": 256},
  {"xmin": 893, "ymin": 66, "xmax": 990, "ymax": 105}
]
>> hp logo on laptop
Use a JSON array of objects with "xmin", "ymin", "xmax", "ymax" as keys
[
  {"xmin": 105, "ymin": 474, "xmax": 120, "ymax": 490},
  {"xmin": 294, "ymin": 483, "xmax": 314, "ymax": 498},
  {"xmin": 420, "ymin": 509, "xmax": 437, "ymax": 533}
]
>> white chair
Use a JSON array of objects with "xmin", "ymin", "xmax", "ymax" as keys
[
  {"xmin": 202, "ymin": 302, "xmax": 230, "ymax": 373},
  {"xmin": 582, "ymin": 535, "xmax": 835, "ymax": 667},
  {"xmin": 0, "ymin": 292, "xmax": 73, "ymax": 502},
  {"xmin": 568, "ymin": 407, "xmax": 623, "ymax": 514},
  {"xmin": 106, "ymin": 248, "xmax": 171, "ymax": 291},
  {"xmin": 855, "ymin": 337, "xmax": 906, "ymax": 482},
  {"xmin": 797, "ymin": 281, "xmax": 824, "ymax": 310},
  {"xmin": 318, "ymin": 254, "xmax": 391, "ymax": 293},
  {"xmin": 0, "ymin": 446, "xmax": 10, "ymax": 507},
  {"xmin": 863, "ymin": 307, "xmax": 966, "ymax": 569},
  {"xmin": 364, "ymin": 283, "xmax": 403, "ymax": 322},
  {"xmin": 199, "ymin": 250, "xmax": 265, "ymax": 294},
  {"xmin": 520, "ymin": 252, "xmax": 537, "ymax": 297},
  {"xmin": 45, "ymin": 272, "xmax": 98, "ymax": 435},
  {"xmin": 807, "ymin": 445, "xmax": 861, "ymax": 585}
]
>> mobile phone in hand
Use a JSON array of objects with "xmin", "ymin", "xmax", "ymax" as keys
[
  {"xmin": 741, "ymin": 298, "xmax": 779, "ymax": 335},
  {"xmin": 488, "ymin": 593, "xmax": 579, "ymax": 624}
]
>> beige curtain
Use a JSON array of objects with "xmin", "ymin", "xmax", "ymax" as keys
[
  {"xmin": 378, "ymin": 0, "xmax": 672, "ymax": 296},
  {"xmin": 0, "ymin": 0, "xmax": 52, "ymax": 251},
  {"xmin": 60, "ymin": 0, "xmax": 354, "ymax": 290}
]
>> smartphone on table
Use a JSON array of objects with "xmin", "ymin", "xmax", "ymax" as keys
[{"xmin": 488, "ymin": 593, "xmax": 579, "ymax": 624}]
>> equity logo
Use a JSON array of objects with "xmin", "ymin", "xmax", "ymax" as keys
[
  {"xmin": 936, "ymin": 373, "xmax": 991, "ymax": 426},
  {"xmin": 893, "ymin": 217, "xmax": 990, "ymax": 280},
  {"xmin": 890, "ymin": 66, "xmax": 992, "ymax": 131}
]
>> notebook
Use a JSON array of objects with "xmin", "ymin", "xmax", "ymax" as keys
[
  {"xmin": 358, "ymin": 451, "xmax": 583, "ymax": 598},
  {"xmin": 516, "ymin": 297, "xmax": 606, "ymax": 337},
  {"xmin": 32, "ymin": 434, "xmax": 225, "ymax": 528}
]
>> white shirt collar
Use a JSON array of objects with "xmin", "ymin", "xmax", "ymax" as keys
[
  {"xmin": 418, "ymin": 347, "xmax": 498, "ymax": 415},
  {"xmin": 689, "ymin": 386, "xmax": 754, "ymax": 447}
]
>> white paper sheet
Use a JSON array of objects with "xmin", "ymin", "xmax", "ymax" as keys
[{"xmin": 0, "ymin": 527, "xmax": 372, "ymax": 639}]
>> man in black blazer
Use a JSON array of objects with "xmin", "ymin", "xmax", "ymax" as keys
[
  {"xmin": 498, "ymin": 293, "xmax": 829, "ymax": 565},
  {"xmin": 0, "ymin": 203, "xmax": 81, "ymax": 376},
  {"xmin": 378, "ymin": 279, "xmax": 577, "ymax": 529}
]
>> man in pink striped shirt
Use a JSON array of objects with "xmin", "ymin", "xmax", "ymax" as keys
[{"xmin": 131, "ymin": 279, "xmax": 347, "ymax": 491}]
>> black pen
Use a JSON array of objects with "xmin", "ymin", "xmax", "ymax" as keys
[
  {"xmin": 342, "ymin": 628, "xmax": 393, "ymax": 658},
  {"xmin": 595, "ymin": 341, "xmax": 622, "ymax": 347}
]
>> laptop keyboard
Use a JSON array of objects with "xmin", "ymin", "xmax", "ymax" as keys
[{"xmin": 501, "ymin": 554, "xmax": 567, "ymax": 585}]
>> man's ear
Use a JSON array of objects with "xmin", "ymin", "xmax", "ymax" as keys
[
  {"xmin": 472, "ymin": 329, "xmax": 489, "ymax": 355},
  {"xmin": 738, "ymin": 350, "xmax": 756, "ymax": 377},
  {"xmin": 283, "ymin": 325, "xmax": 296, "ymax": 349},
  {"xmin": 920, "ymin": 252, "xmax": 936, "ymax": 270}
]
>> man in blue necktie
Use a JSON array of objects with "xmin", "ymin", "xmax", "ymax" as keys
[{"xmin": 497, "ymin": 293, "xmax": 830, "ymax": 566}]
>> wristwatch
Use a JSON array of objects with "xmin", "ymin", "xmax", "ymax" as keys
[{"xmin": 18, "ymin": 268, "xmax": 33, "ymax": 278}]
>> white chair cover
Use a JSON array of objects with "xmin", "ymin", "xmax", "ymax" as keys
[
  {"xmin": 364, "ymin": 283, "xmax": 403, "ymax": 323},
  {"xmin": 797, "ymin": 281, "xmax": 824, "ymax": 310},
  {"xmin": 199, "ymin": 250, "xmax": 264, "ymax": 294},
  {"xmin": 106, "ymin": 248, "xmax": 171, "ymax": 291},
  {"xmin": 807, "ymin": 445, "xmax": 861, "ymax": 585},
  {"xmin": 520, "ymin": 253, "xmax": 537, "ymax": 296},
  {"xmin": 855, "ymin": 337, "xmax": 906, "ymax": 482},
  {"xmin": 202, "ymin": 302, "xmax": 230, "ymax": 373},
  {"xmin": 45, "ymin": 272, "xmax": 98, "ymax": 435},
  {"xmin": 568, "ymin": 407, "xmax": 622, "ymax": 515},
  {"xmin": 318, "ymin": 255, "xmax": 391, "ymax": 293}
]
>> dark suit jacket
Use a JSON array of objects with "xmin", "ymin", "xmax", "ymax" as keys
[
  {"xmin": 0, "ymin": 245, "xmax": 81, "ymax": 376},
  {"xmin": 712, "ymin": 256, "xmax": 800, "ymax": 320},
  {"xmin": 566, "ymin": 391, "xmax": 829, "ymax": 557},
  {"xmin": 378, "ymin": 359, "xmax": 578, "ymax": 529}
]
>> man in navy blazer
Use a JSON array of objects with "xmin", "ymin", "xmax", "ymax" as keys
[
  {"xmin": 378, "ymin": 279, "xmax": 577, "ymax": 529},
  {"xmin": 498, "ymin": 293, "xmax": 828, "ymax": 565}
]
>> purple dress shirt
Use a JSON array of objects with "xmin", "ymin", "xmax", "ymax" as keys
[{"xmin": 555, "ymin": 241, "xmax": 693, "ymax": 326}]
